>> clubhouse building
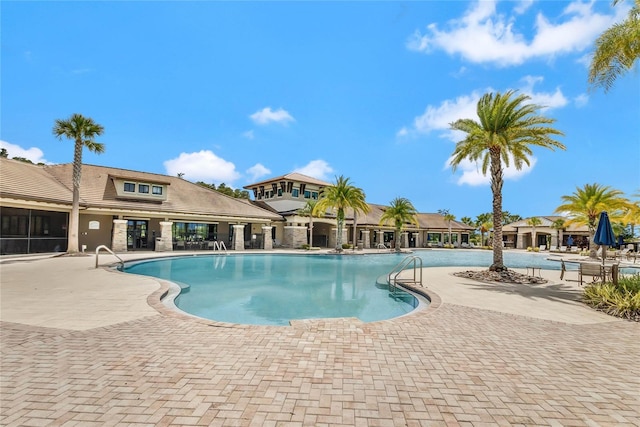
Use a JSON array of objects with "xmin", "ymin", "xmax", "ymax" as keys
[{"xmin": 1, "ymin": 157, "xmax": 585, "ymax": 255}]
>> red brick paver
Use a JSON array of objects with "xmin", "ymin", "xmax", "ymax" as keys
[{"xmin": 2, "ymin": 294, "xmax": 639, "ymax": 426}]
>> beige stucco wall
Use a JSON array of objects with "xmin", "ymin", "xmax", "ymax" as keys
[{"xmin": 78, "ymin": 214, "xmax": 113, "ymax": 252}]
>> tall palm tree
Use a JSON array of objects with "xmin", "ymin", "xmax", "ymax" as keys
[
  {"xmin": 297, "ymin": 200, "xmax": 322, "ymax": 248},
  {"xmin": 444, "ymin": 213, "xmax": 456, "ymax": 246},
  {"xmin": 527, "ymin": 217, "xmax": 542, "ymax": 248},
  {"xmin": 621, "ymin": 191, "xmax": 640, "ymax": 237},
  {"xmin": 555, "ymin": 183, "xmax": 630, "ymax": 258},
  {"xmin": 551, "ymin": 218, "xmax": 566, "ymax": 250},
  {"xmin": 588, "ymin": 0, "xmax": 640, "ymax": 92},
  {"xmin": 460, "ymin": 216, "xmax": 473, "ymax": 226},
  {"xmin": 379, "ymin": 197, "xmax": 419, "ymax": 252},
  {"xmin": 53, "ymin": 114, "xmax": 105, "ymax": 254},
  {"xmin": 315, "ymin": 175, "xmax": 369, "ymax": 252},
  {"xmin": 450, "ymin": 90, "xmax": 565, "ymax": 271}
]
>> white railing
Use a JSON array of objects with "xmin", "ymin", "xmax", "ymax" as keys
[
  {"xmin": 212, "ymin": 241, "xmax": 227, "ymax": 253},
  {"xmin": 95, "ymin": 245, "xmax": 124, "ymax": 269},
  {"xmin": 387, "ymin": 255, "xmax": 423, "ymax": 294}
]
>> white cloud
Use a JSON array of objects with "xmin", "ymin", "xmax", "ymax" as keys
[
  {"xmin": 407, "ymin": 0, "xmax": 618, "ymax": 66},
  {"xmin": 246, "ymin": 163, "xmax": 271, "ymax": 182},
  {"xmin": 514, "ymin": 0, "xmax": 535, "ymax": 15},
  {"xmin": 250, "ymin": 107, "xmax": 295, "ymax": 125},
  {"xmin": 0, "ymin": 140, "xmax": 50, "ymax": 164},
  {"xmin": 574, "ymin": 93, "xmax": 589, "ymax": 107},
  {"xmin": 242, "ymin": 130, "xmax": 255, "ymax": 140},
  {"xmin": 163, "ymin": 150, "xmax": 240, "ymax": 184},
  {"xmin": 520, "ymin": 75, "xmax": 568, "ymax": 110},
  {"xmin": 407, "ymin": 90, "xmax": 485, "ymax": 142},
  {"xmin": 404, "ymin": 79, "xmax": 567, "ymax": 142},
  {"xmin": 446, "ymin": 155, "xmax": 538, "ymax": 186},
  {"xmin": 396, "ymin": 127, "xmax": 409, "ymax": 137},
  {"xmin": 293, "ymin": 160, "xmax": 334, "ymax": 181}
]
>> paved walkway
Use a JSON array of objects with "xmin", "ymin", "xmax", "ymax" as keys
[{"xmin": 1, "ymin": 251, "xmax": 639, "ymax": 426}]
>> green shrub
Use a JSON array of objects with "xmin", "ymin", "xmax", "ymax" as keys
[
  {"xmin": 527, "ymin": 247, "xmax": 533, "ymax": 252},
  {"xmin": 301, "ymin": 244, "xmax": 310, "ymax": 250},
  {"xmin": 583, "ymin": 273, "xmax": 640, "ymax": 321},
  {"xmin": 533, "ymin": 247, "xmax": 540, "ymax": 252},
  {"xmin": 342, "ymin": 243, "xmax": 352, "ymax": 250},
  {"xmin": 617, "ymin": 273, "xmax": 640, "ymax": 293}
]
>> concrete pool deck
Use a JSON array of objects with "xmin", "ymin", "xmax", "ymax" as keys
[{"xmin": 1, "ymin": 250, "xmax": 639, "ymax": 425}]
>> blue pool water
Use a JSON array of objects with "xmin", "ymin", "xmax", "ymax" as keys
[{"xmin": 123, "ymin": 250, "xmax": 562, "ymax": 326}]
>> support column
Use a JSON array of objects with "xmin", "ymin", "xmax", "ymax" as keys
[
  {"xmin": 262, "ymin": 226, "xmax": 273, "ymax": 250},
  {"xmin": 112, "ymin": 219, "xmax": 128, "ymax": 252},
  {"xmin": 329, "ymin": 227, "xmax": 348, "ymax": 249},
  {"xmin": 517, "ymin": 232, "xmax": 526, "ymax": 249},
  {"xmin": 284, "ymin": 225, "xmax": 307, "ymax": 248},
  {"xmin": 361, "ymin": 230, "xmax": 371, "ymax": 249},
  {"xmin": 376, "ymin": 230, "xmax": 385, "ymax": 248},
  {"xmin": 402, "ymin": 232, "xmax": 409, "ymax": 249},
  {"xmin": 155, "ymin": 221, "xmax": 174, "ymax": 251},
  {"xmin": 232, "ymin": 224, "xmax": 245, "ymax": 251}
]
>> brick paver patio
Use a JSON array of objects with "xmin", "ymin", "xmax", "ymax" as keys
[{"xmin": 1, "ymin": 254, "xmax": 639, "ymax": 426}]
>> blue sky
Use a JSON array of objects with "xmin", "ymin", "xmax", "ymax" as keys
[{"xmin": 2, "ymin": 0, "xmax": 639, "ymax": 221}]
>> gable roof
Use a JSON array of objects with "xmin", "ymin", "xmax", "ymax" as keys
[
  {"xmin": 323, "ymin": 203, "xmax": 474, "ymax": 231},
  {"xmin": 503, "ymin": 216, "xmax": 589, "ymax": 232},
  {"xmin": 43, "ymin": 163, "xmax": 283, "ymax": 220},
  {"xmin": 0, "ymin": 158, "xmax": 74, "ymax": 205},
  {"xmin": 1, "ymin": 159, "xmax": 282, "ymax": 221},
  {"xmin": 244, "ymin": 172, "xmax": 331, "ymax": 188}
]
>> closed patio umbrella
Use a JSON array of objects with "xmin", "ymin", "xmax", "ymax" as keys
[{"xmin": 594, "ymin": 211, "xmax": 616, "ymax": 265}]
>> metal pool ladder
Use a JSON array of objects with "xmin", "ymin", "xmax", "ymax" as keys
[
  {"xmin": 387, "ymin": 255, "xmax": 423, "ymax": 296},
  {"xmin": 95, "ymin": 245, "xmax": 124, "ymax": 269}
]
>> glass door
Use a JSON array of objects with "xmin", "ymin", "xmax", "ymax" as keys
[{"xmin": 127, "ymin": 220, "xmax": 149, "ymax": 250}]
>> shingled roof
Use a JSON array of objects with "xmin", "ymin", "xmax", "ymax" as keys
[
  {"xmin": 1, "ymin": 159, "xmax": 282, "ymax": 221},
  {"xmin": 0, "ymin": 158, "xmax": 74, "ymax": 205},
  {"xmin": 45, "ymin": 163, "xmax": 283, "ymax": 220},
  {"xmin": 244, "ymin": 172, "xmax": 331, "ymax": 188}
]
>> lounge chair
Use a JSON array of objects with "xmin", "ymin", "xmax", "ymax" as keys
[
  {"xmin": 539, "ymin": 245, "xmax": 546, "ymax": 251},
  {"xmin": 579, "ymin": 262, "xmax": 604, "ymax": 286},
  {"xmin": 559, "ymin": 246, "xmax": 567, "ymax": 252}
]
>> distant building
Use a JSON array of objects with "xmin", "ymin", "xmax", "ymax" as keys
[
  {"xmin": 0, "ymin": 158, "xmax": 282, "ymax": 254},
  {"xmin": 502, "ymin": 216, "xmax": 590, "ymax": 250},
  {"xmin": 244, "ymin": 175, "xmax": 474, "ymax": 249}
]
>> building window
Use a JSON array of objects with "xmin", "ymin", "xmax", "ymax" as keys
[
  {"xmin": 152, "ymin": 185, "xmax": 163, "ymax": 195},
  {"xmin": 277, "ymin": 189, "xmax": 283, "ymax": 197},
  {"xmin": 304, "ymin": 191, "xmax": 311, "ymax": 199},
  {"xmin": 124, "ymin": 182, "xmax": 135, "ymax": 192},
  {"xmin": 292, "ymin": 189, "xmax": 299, "ymax": 197},
  {"xmin": 311, "ymin": 192, "xmax": 318, "ymax": 200},
  {"xmin": 138, "ymin": 184, "xmax": 150, "ymax": 194}
]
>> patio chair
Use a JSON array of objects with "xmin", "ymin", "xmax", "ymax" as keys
[
  {"xmin": 176, "ymin": 240, "xmax": 185, "ymax": 250},
  {"xmin": 560, "ymin": 246, "xmax": 567, "ymax": 252},
  {"xmin": 578, "ymin": 263, "xmax": 604, "ymax": 286}
]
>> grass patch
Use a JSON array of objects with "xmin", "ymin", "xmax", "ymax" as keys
[{"xmin": 583, "ymin": 273, "xmax": 640, "ymax": 321}]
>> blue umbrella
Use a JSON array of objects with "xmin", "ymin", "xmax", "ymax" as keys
[{"xmin": 594, "ymin": 211, "xmax": 616, "ymax": 264}]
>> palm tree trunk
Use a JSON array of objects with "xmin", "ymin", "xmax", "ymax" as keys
[
  {"xmin": 336, "ymin": 213, "xmax": 344, "ymax": 251},
  {"xmin": 395, "ymin": 226, "xmax": 401, "ymax": 252},
  {"xmin": 589, "ymin": 230, "xmax": 599, "ymax": 259},
  {"xmin": 490, "ymin": 149, "xmax": 505, "ymax": 271},
  {"xmin": 309, "ymin": 217, "xmax": 314, "ymax": 248},
  {"xmin": 67, "ymin": 139, "xmax": 84, "ymax": 253}
]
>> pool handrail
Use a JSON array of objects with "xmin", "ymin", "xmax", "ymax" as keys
[
  {"xmin": 95, "ymin": 245, "xmax": 124, "ymax": 269},
  {"xmin": 387, "ymin": 255, "xmax": 423, "ymax": 294}
]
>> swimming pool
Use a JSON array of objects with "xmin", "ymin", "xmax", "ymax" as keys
[{"xmin": 123, "ymin": 249, "xmax": 562, "ymax": 326}]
